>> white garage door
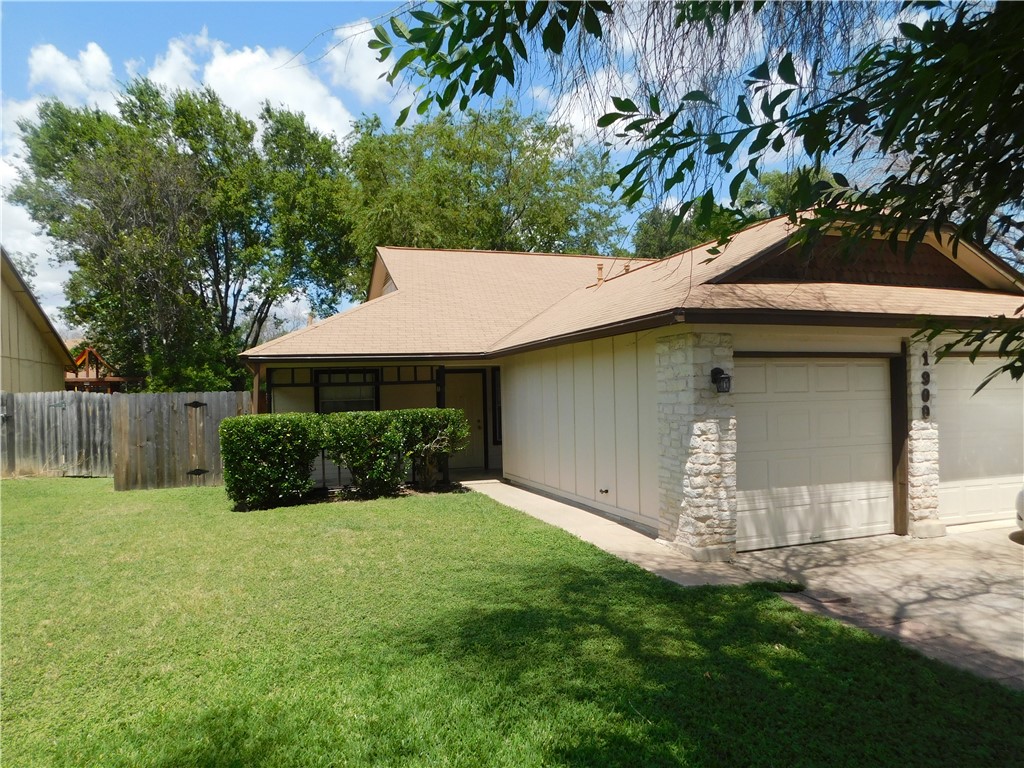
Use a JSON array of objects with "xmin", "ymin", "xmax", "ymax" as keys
[
  {"xmin": 735, "ymin": 359, "xmax": 894, "ymax": 551},
  {"xmin": 937, "ymin": 358, "xmax": 1024, "ymax": 526}
]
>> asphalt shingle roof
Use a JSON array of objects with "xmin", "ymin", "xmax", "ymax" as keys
[{"xmin": 241, "ymin": 219, "xmax": 1024, "ymax": 360}]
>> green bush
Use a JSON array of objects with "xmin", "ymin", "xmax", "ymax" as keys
[
  {"xmin": 220, "ymin": 413, "xmax": 324, "ymax": 511},
  {"xmin": 323, "ymin": 411, "xmax": 408, "ymax": 498},
  {"xmin": 396, "ymin": 409, "xmax": 471, "ymax": 491}
]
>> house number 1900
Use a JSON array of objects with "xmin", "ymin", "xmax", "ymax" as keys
[{"xmin": 921, "ymin": 352, "xmax": 930, "ymax": 419}]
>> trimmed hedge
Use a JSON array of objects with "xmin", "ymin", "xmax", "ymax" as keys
[
  {"xmin": 220, "ymin": 413, "xmax": 323, "ymax": 510},
  {"xmin": 323, "ymin": 411, "xmax": 409, "ymax": 498},
  {"xmin": 221, "ymin": 408, "xmax": 472, "ymax": 507}
]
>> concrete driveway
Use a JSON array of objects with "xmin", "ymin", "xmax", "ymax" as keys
[
  {"xmin": 466, "ymin": 480, "xmax": 1024, "ymax": 689},
  {"xmin": 733, "ymin": 524, "xmax": 1024, "ymax": 687}
]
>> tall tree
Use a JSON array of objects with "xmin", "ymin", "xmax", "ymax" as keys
[
  {"xmin": 372, "ymin": 0, "xmax": 1024, "ymax": 381},
  {"xmin": 12, "ymin": 80, "xmax": 356, "ymax": 390},
  {"xmin": 343, "ymin": 103, "xmax": 627, "ymax": 293},
  {"xmin": 632, "ymin": 205, "xmax": 743, "ymax": 261}
]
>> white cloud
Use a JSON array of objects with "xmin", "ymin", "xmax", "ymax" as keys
[
  {"xmin": 147, "ymin": 33, "xmax": 207, "ymax": 92},
  {"xmin": 546, "ymin": 67, "xmax": 638, "ymax": 147},
  {"xmin": 27, "ymin": 42, "xmax": 117, "ymax": 111},
  {"xmin": 202, "ymin": 39, "xmax": 354, "ymax": 139},
  {"xmin": 322, "ymin": 20, "xmax": 392, "ymax": 104},
  {"xmin": 2, "ymin": 156, "xmax": 66, "ymax": 318}
]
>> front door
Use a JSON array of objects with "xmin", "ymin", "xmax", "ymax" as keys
[{"xmin": 446, "ymin": 370, "xmax": 486, "ymax": 469}]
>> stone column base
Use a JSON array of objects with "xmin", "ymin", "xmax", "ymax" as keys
[
  {"xmin": 660, "ymin": 539, "xmax": 736, "ymax": 563},
  {"xmin": 909, "ymin": 518, "xmax": 947, "ymax": 538}
]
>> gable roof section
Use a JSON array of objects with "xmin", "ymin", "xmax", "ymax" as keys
[
  {"xmin": 1, "ymin": 247, "xmax": 75, "ymax": 368},
  {"xmin": 492, "ymin": 219, "xmax": 1023, "ymax": 352},
  {"xmin": 243, "ymin": 247, "xmax": 649, "ymax": 360},
  {"xmin": 241, "ymin": 218, "xmax": 1024, "ymax": 361}
]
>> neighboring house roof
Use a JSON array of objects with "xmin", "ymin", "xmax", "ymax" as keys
[
  {"xmin": 1, "ymin": 247, "xmax": 75, "ymax": 368},
  {"xmin": 241, "ymin": 217, "xmax": 1024, "ymax": 362}
]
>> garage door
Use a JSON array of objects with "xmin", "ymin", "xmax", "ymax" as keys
[
  {"xmin": 937, "ymin": 358, "xmax": 1023, "ymax": 525},
  {"xmin": 734, "ymin": 359, "xmax": 894, "ymax": 550}
]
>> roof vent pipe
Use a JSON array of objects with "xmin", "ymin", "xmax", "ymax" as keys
[
  {"xmin": 624, "ymin": 263, "xmax": 630, "ymax": 274},
  {"xmin": 596, "ymin": 262, "xmax": 604, "ymax": 284}
]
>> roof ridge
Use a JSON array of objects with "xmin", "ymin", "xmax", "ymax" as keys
[{"xmin": 377, "ymin": 244, "xmax": 650, "ymax": 261}]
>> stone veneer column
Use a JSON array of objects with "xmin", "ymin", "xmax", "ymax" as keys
[
  {"xmin": 906, "ymin": 340, "xmax": 945, "ymax": 538},
  {"xmin": 656, "ymin": 332, "xmax": 737, "ymax": 562}
]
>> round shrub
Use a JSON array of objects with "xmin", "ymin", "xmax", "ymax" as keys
[{"xmin": 219, "ymin": 413, "xmax": 324, "ymax": 510}]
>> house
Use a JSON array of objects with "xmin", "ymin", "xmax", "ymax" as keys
[
  {"xmin": 240, "ymin": 217, "xmax": 1024, "ymax": 560},
  {"xmin": 1, "ymin": 247, "xmax": 75, "ymax": 393},
  {"xmin": 65, "ymin": 345, "xmax": 142, "ymax": 393}
]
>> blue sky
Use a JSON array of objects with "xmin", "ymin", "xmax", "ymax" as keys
[{"xmin": 2, "ymin": 1, "xmax": 413, "ymax": 322}]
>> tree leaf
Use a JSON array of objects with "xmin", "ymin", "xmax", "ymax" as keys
[
  {"xmin": 390, "ymin": 17, "xmax": 411, "ymax": 41},
  {"xmin": 681, "ymin": 90, "xmax": 713, "ymax": 104},
  {"xmin": 778, "ymin": 53, "xmax": 798, "ymax": 86},
  {"xmin": 611, "ymin": 96, "xmax": 638, "ymax": 113},
  {"xmin": 542, "ymin": 17, "xmax": 566, "ymax": 54}
]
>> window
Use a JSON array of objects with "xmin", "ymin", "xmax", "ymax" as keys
[
  {"xmin": 315, "ymin": 369, "xmax": 379, "ymax": 413},
  {"xmin": 319, "ymin": 384, "xmax": 376, "ymax": 414}
]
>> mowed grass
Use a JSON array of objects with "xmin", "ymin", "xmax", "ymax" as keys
[{"xmin": 2, "ymin": 478, "xmax": 1021, "ymax": 767}]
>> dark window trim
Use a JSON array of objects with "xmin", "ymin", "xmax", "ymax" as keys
[
  {"xmin": 313, "ymin": 368, "xmax": 380, "ymax": 413},
  {"xmin": 491, "ymin": 367, "xmax": 502, "ymax": 445}
]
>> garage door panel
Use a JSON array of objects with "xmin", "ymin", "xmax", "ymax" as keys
[
  {"xmin": 853, "ymin": 406, "xmax": 890, "ymax": 440},
  {"xmin": 774, "ymin": 363, "xmax": 810, "ymax": 392},
  {"xmin": 776, "ymin": 411, "xmax": 811, "ymax": 442},
  {"xmin": 937, "ymin": 358, "xmax": 1023, "ymax": 524},
  {"xmin": 819, "ymin": 455, "xmax": 851, "ymax": 484},
  {"xmin": 852, "ymin": 363, "xmax": 889, "ymax": 392},
  {"xmin": 736, "ymin": 358, "xmax": 894, "ymax": 550},
  {"xmin": 736, "ymin": 405, "xmax": 769, "ymax": 444},
  {"xmin": 815, "ymin": 364, "xmax": 850, "ymax": 392},
  {"xmin": 819, "ymin": 409, "xmax": 851, "ymax": 439},
  {"xmin": 734, "ymin": 362, "xmax": 767, "ymax": 394}
]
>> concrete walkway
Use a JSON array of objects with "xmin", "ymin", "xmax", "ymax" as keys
[{"xmin": 464, "ymin": 479, "xmax": 1024, "ymax": 690}]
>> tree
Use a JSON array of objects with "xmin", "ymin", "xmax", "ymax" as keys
[
  {"xmin": 632, "ymin": 205, "xmax": 743, "ymax": 261},
  {"xmin": 343, "ymin": 103, "xmax": 627, "ymax": 293},
  {"xmin": 371, "ymin": 0, "xmax": 1024, "ymax": 381},
  {"xmin": 12, "ymin": 80, "xmax": 357, "ymax": 390},
  {"xmin": 736, "ymin": 168, "xmax": 835, "ymax": 219}
]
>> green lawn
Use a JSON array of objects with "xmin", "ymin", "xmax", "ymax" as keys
[{"xmin": 2, "ymin": 478, "xmax": 1020, "ymax": 767}]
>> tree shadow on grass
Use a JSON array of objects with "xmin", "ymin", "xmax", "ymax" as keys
[{"xmin": 387, "ymin": 562, "xmax": 1023, "ymax": 768}]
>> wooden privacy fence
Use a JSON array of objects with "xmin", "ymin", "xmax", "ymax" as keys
[
  {"xmin": 1, "ymin": 390, "xmax": 251, "ymax": 489},
  {"xmin": 112, "ymin": 391, "xmax": 251, "ymax": 491},
  {"xmin": 1, "ymin": 390, "xmax": 113, "ymax": 477}
]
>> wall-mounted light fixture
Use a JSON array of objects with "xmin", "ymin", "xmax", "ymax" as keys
[{"xmin": 710, "ymin": 367, "xmax": 732, "ymax": 394}]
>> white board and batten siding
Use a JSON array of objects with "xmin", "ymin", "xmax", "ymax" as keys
[
  {"xmin": 733, "ymin": 359, "xmax": 895, "ymax": 551},
  {"xmin": 937, "ymin": 357, "xmax": 1024, "ymax": 525},
  {"xmin": 502, "ymin": 332, "xmax": 660, "ymax": 533}
]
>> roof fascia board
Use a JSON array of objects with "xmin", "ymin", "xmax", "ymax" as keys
[
  {"xmin": 680, "ymin": 308, "xmax": 1023, "ymax": 329},
  {"xmin": 241, "ymin": 352, "xmax": 489, "ymax": 364}
]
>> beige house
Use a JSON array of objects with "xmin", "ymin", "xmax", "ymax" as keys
[
  {"xmin": 1, "ymin": 248, "xmax": 74, "ymax": 392},
  {"xmin": 240, "ymin": 217, "xmax": 1024, "ymax": 559}
]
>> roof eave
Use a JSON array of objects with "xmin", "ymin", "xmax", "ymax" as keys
[{"xmin": 679, "ymin": 307, "xmax": 1023, "ymax": 329}]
